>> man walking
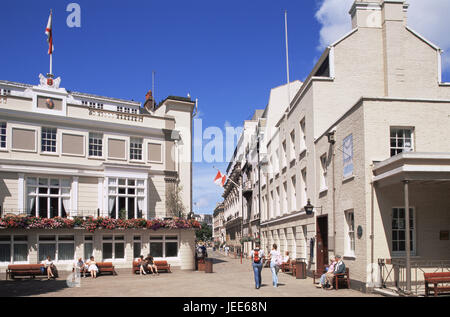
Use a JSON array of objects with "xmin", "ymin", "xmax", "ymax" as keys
[{"xmin": 250, "ymin": 243, "xmax": 265, "ymax": 289}]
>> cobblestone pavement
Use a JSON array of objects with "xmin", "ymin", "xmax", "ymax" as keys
[{"xmin": 0, "ymin": 250, "xmax": 380, "ymax": 297}]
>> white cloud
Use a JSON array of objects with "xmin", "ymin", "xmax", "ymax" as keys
[{"xmin": 315, "ymin": 0, "xmax": 450, "ymax": 70}]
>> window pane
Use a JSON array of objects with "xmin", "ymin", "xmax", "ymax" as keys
[
  {"xmin": 0, "ymin": 236, "xmax": 11, "ymax": 242},
  {"xmin": 13, "ymin": 244, "xmax": 28, "ymax": 262},
  {"xmin": 39, "ymin": 235, "xmax": 56, "ymax": 241},
  {"xmin": 0, "ymin": 244, "xmax": 11, "ymax": 262},
  {"xmin": 58, "ymin": 243, "xmax": 74, "ymax": 260},
  {"xmin": 84, "ymin": 242, "xmax": 93, "ymax": 260},
  {"xmin": 133, "ymin": 242, "xmax": 141, "ymax": 259},
  {"xmin": 39, "ymin": 244, "xmax": 56, "ymax": 262},
  {"xmin": 150, "ymin": 236, "xmax": 163, "ymax": 241},
  {"xmin": 103, "ymin": 243, "xmax": 113, "ymax": 259},
  {"xmin": 13, "ymin": 236, "xmax": 27, "ymax": 242},
  {"xmin": 165, "ymin": 242, "xmax": 178, "ymax": 257},
  {"xmin": 165, "ymin": 236, "xmax": 178, "ymax": 240},
  {"xmin": 58, "ymin": 235, "xmax": 74, "ymax": 241},
  {"xmin": 115, "ymin": 243, "xmax": 124, "ymax": 259},
  {"xmin": 150, "ymin": 242, "xmax": 163, "ymax": 257},
  {"xmin": 114, "ymin": 236, "xmax": 124, "ymax": 241}
]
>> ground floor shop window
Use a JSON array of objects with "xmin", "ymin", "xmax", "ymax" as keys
[
  {"xmin": 38, "ymin": 235, "xmax": 75, "ymax": 262},
  {"xmin": 102, "ymin": 235, "xmax": 125, "ymax": 261},
  {"xmin": 149, "ymin": 235, "xmax": 178, "ymax": 258},
  {"xmin": 0, "ymin": 235, "xmax": 28, "ymax": 263},
  {"xmin": 133, "ymin": 235, "xmax": 141, "ymax": 259},
  {"xmin": 392, "ymin": 207, "xmax": 415, "ymax": 254}
]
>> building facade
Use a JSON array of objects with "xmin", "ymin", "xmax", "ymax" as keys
[
  {"xmin": 212, "ymin": 202, "xmax": 225, "ymax": 245},
  {"xmin": 0, "ymin": 74, "xmax": 197, "ymax": 270},
  {"xmin": 223, "ymin": 0, "xmax": 450, "ymax": 293}
]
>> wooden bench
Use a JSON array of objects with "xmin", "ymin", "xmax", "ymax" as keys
[
  {"xmin": 333, "ymin": 268, "xmax": 350, "ymax": 290},
  {"xmin": 313, "ymin": 265, "xmax": 327, "ymax": 284},
  {"xmin": 424, "ymin": 272, "xmax": 450, "ymax": 297},
  {"xmin": 6, "ymin": 264, "xmax": 58, "ymax": 280},
  {"xmin": 281, "ymin": 259, "xmax": 292, "ymax": 273},
  {"xmin": 132, "ymin": 260, "xmax": 171, "ymax": 274},
  {"xmin": 85, "ymin": 262, "xmax": 117, "ymax": 276}
]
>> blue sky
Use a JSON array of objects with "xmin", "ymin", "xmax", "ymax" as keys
[{"xmin": 1, "ymin": 0, "xmax": 449, "ymax": 215}]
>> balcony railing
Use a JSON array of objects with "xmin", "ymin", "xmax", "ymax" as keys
[
  {"xmin": 0, "ymin": 208, "xmax": 145, "ymax": 220},
  {"xmin": 378, "ymin": 258, "xmax": 450, "ymax": 296},
  {"xmin": 88, "ymin": 108, "xmax": 144, "ymax": 123}
]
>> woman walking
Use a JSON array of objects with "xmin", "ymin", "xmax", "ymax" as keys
[{"xmin": 268, "ymin": 244, "xmax": 281, "ymax": 288}]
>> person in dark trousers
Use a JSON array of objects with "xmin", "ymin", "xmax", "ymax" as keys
[
  {"xmin": 250, "ymin": 243, "xmax": 265, "ymax": 289},
  {"xmin": 325, "ymin": 255, "xmax": 346, "ymax": 289}
]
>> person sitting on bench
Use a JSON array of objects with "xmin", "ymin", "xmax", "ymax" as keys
[
  {"xmin": 73, "ymin": 258, "xmax": 87, "ymax": 278},
  {"xmin": 325, "ymin": 255, "xmax": 345, "ymax": 290},
  {"xmin": 144, "ymin": 254, "xmax": 159, "ymax": 275},
  {"xmin": 136, "ymin": 255, "xmax": 147, "ymax": 275},
  {"xmin": 86, "ymin": 256, "xmax": 99, "ymax": 279},
  {"xmin": 316, "ymin": 258, "xmax": 337, "ymax": 289},
  {"xmin": 42, "ymin": 255, "xmax": 55, "ymax": 280}
]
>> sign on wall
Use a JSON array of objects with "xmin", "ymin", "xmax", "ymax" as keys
[{"xmin": 343, "ymin": 134, "xmax": 354, "ymax": 178}]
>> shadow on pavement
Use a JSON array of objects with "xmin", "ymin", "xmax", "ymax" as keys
[{"xmin": 0, "ymin": 278, "xmax": 70, "ymax": 297}]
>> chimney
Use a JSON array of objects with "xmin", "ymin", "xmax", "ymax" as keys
[
  {"xmin": 349, "ymin": 1, "xmax": 383, "ymax": 29},
  {"xmin": 144, "ymin": 90, "xmax": 155, "ymax": 112}
]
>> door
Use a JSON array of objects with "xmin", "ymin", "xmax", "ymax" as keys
[{"xmin": 316, "ymin": 215, "xmax": 328, "ymax": 271}]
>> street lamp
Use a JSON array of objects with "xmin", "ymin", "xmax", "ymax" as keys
[{"xmin": 304, "ymin": 199, "xmax": 314, "ymax": 215}]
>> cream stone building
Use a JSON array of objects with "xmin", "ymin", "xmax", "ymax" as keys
[
  {"xmin": 225, "ymin": 0, "xmax": 450, "ymax": 294},
  {"xmin": 0, "ymin": 73, "xmax": 197, "ymax": 271}
]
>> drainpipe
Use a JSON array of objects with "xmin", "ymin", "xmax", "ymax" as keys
[{"xmin": 403, "ymin": 180, "xmax": 411, "ymax": 293}]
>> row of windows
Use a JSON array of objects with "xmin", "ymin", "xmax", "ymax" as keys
[
  {"xmin": 0, "ymin": 234, "xmax": 179, "ymax": 264},
  {"xmin": 0, "ymin": 123, "xmax": 161, "ymax": 162}
]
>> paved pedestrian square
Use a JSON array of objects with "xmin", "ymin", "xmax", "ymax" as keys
[{"xmin": 0, "ymin": 250, "xmax": 379, "ymax": 297}]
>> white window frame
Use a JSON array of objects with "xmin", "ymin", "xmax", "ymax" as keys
[
  {"xmin": 320, "ymin": 153, "xmax": 328, "ymax": 192},
  {"xmin": 0, "ymin": 235, "xmax": 29, "ymax": 264},
  {"xmin": 289, "ymin": 130, "xmax": 296, "ymax": 161},
  {"xmin": 26, "ymin": 177, "xmax": 71, "ymax": 218},
  {"xmin": 290, "ymin": 175, "xmax": 297, "ymax": 212},
  {"xmin": 299, "ymin": 118, "xmax": 306, "ymax": 153},
  {"xmin": 0, "ymin": 122, "xmax": 6, "ymax": 150},
  {"xmin": 391, "ymin": 207, "xmax": 416, "ymax": 256},
  {"xmin": 149, "ymin": 234, "xmax": 179, "ymax": 259},
  {"xmin": 301, "ymin": 168, "xmax": 307, "ymax": 207},
  {"xmin": 107, "ymin": 177, "xmax": 146, "ymax": 219},
  {"xmin": 281, "ymin": 140, "xmax": 287, "ymax": 168},
  {"xmin": 41, "ymin": 127, "xmax": 58, "ymax": 154},
  {"xmin": 88, "ymin": 132, "xmax": 103, "ymax": 158},
  {"xmin": 102, "ymin": 234, "xmax": 126, "ymax": 262},
  {"xmin": 390, "ymin": 127, "xmax": 414, "ymax": 157},
  {"xmin": 344, "ymin": 210, "xmax": 356, "ymax": 258},
  {"xmin": 130, "ymin": 137, "xmax": 143, "ymax": 161},
  {"xmin": 38, "ymin": 234, "xmax": 75, "ymax": 263}
]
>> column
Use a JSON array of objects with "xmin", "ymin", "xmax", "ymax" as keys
[
  {"xmin": 72, "ymin": 176, "xmax": 79, "ymax": 217},
  {"xmin": 403, "ymin": 180, "xmax": 411, "ymax": 293},
  {"xmin": 18, "ymin": 173, "xmax": 25, "ymax": 213}
]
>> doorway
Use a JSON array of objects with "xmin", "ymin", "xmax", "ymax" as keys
[{"xmin": 316, "ymin": 215, "xmax": 328, "ymax": 271}]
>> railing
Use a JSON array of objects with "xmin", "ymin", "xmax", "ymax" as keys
[
  {"xmin": 378, "ymin": 258, "xmax": 450, "ymax": 296},
  {"xmin": 88, "ymin": 108, "xmax": 144, "ymax": 122},
  {"xmin": 0, "ymin": 208, "xmax": 145, "ymax": 220}
]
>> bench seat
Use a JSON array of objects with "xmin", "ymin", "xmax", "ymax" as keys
[
  {"xmin": 424, "ymin": 272, "xmax": 450, "ymax": 297},
  {"xmin": 132, "ymin": 260, "xmax": 171, "ymax": 274}
]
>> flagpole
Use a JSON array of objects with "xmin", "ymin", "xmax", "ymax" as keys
[{"xmin": 284, "ymin": 10, "xmax": 291, "ymax": 112}]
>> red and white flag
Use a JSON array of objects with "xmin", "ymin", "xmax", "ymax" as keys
[
  {"xmin": 45, "ymin": 11, "xmax": 54, "ymax": 55},
  {"xmin": 213, "ymin": 171, "xmax": 227, "ymax": 187}
]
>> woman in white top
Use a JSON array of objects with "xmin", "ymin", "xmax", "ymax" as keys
[
  {"xmin": 267, "ymin": 244, "xmax": 281, "ymax": 288},
  {"xmin": 43, "ymin": 255, "xmax": 55, "ymax": 280},
  {"xmin": 86, "ymin": 256, "xmax": 99, "ymax": 279}
]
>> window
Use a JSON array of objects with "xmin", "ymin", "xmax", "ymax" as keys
[
  {"xmin": 392, "ymin": 207, "xmax": 415, "ymax": 254},
  {"xmin": 390, "ymin": 128, "xmax": 413, "ymax": 157},
  {"xmin": 301, "ymin": 168, "xmax": 307, "ymax": 207},
  {"xmin": 84, "ymin": 236, "xmax": 94, "ymax": 260},
  {"xmin": 269, "ymin": 191, "xmax": 274, "ymax": 219},
  {"xmin": 282, "ymin": 182, "xmax": 288, "ymax": 214},
  {"xmin": 345, "ymin": 210, "xmax": 355, "ymax": 257},
  {"xmin": 0, "ymin": 122, "xmax": 6, "ymax": 149},
  {"xmin": 130, "ymin": 137, "xmax": 143, "ymax": 161},
  {"xmin": 299, "ymin": 118, "xmax": 306, "ymax": 152},
  {"xmin": 27, "ymin": 177, "xmax": 71, "ymax": 218},
  {"xmin": 108, "ymin": 178, "xmax": 145, "ymax": 219},
  {"xmin": 289, "ymin": 130, "xmax": 296, "ymax": 161},
  {"xmin": 281, "ymin": 140, "xmax": 287, "ymax": 168},
  {"xmin": 133, "ymin": 235, "xmax": 141, "ymax": 259},
  {"xmin": 38, "ymin": 235, "xmax": 74, "ymax": 262},
  {"xmin": 0, "ymin": 235, "xmax": 28, "ymax": 264},
  {"xmin": 89, "ymin": 133, "xmax": 103, "ymax": 157},
  {"xmin": 41, "ymin": 127, "xmax": 57, "ymax": 153},
  {"xmin": 275, "ymin": 186, "xmax": 280, "ymax": 217},
  {"xmin": 320, "ymin": 153, "xmax": 328, "ymax": 191},
  {"xmin": 102, "ymin": 235, "xmax": 125, "ymax": 261},
  {"xmin": 150, "ymin": 235, "xmax": 179, "ymax": 258},
  {"xmin": 291, "ymin": 176, "xmax": 297, "ymax": 212}
]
